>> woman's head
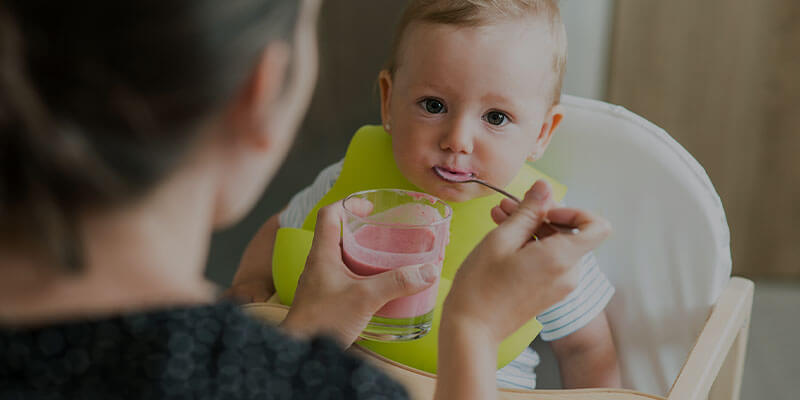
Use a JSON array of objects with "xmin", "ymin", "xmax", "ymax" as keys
[
  {"xmin": 378, "ymin": 0, "xmax": 567, "ymax": 202},
  {"xmin": 0, "ymin": 0, "xmax": 319, "ymax": 268}
]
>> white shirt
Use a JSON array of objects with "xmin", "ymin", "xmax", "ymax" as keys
[{"xmin": 280, "ymin": 160, "xmax": 615, "ymax": 389}]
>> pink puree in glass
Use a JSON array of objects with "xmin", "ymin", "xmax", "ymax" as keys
[{"xmin": 342, "ymin": 224, "xmax": 444, "ymax": 319}]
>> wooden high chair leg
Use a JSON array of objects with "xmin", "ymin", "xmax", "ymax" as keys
[
  {"xmin": 667, "ymin": 277, "xmax": 754, "ymax": 400},
  {"xmin": 708, "ymin": 314, "xmax": 751, "ymax": 400}
]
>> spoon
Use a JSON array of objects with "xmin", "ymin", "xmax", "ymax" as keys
[{"xmin": 433, "ymin": 166, "xmax": 579, "ymax": 235}]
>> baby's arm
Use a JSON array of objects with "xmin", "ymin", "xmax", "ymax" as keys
[
  {"xmin": 534, "ymin": 249, "xmax": 619, "ymax": 389},
  {"xmin": 550, "ymin": 310, "xmax": 621, "ymax": 388},
  {"xmin": 226, "ymin": 211, "xmax": 282, "ymax": 303}
]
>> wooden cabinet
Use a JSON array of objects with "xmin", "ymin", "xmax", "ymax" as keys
[{"xmin": 608, "ymin": 0, "xmax": 800, "ymax": 279}]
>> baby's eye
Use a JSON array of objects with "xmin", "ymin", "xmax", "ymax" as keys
[
  {"xmin": 420, "ymin": 98, "xmax": 446, "ymax": 114},
  {"xmin": 484, "ymin": 111, "xmax": 509, "ymax": 126}
]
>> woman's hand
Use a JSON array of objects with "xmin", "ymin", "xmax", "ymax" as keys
[
  {"xmin": 435, "ymin": 180, "xmax": 612, "ymax": 400},
  {"xmin": 280, "ymin": 201, "xmax": 439, "ymax": 347},
  {"xmin": 444, "ymin": 179, "xmax": 612, "ymax": 345}
]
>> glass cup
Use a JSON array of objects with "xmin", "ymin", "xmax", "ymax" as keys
[{"xmin": 342, "ymin": 189, "xmax": 452, "ymax": 341}]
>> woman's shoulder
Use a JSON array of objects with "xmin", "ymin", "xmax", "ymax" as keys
[{"xmin": 0, "ymin": 302, "xmax": 408, "ymax": 399}]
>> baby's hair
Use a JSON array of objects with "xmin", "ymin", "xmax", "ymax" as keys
[
  {"xmin": 385, "ymin": 0, "xmax": 567, "ymax": 105},
  {"xmin": 0, "ymin": 1, "xmax": 299, "ymax": 270}
]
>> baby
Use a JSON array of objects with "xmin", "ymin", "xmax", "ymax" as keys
[{"xmin": 231, "ymin": 0, "xmax": 620, "ymax": 390}]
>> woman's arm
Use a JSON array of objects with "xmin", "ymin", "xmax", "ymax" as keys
[{"xmin": 436, "ymin": 318, "xmax": 499, "ymax": 399}]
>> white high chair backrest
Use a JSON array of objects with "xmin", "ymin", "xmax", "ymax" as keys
[{"xmin": 533, "ymin": 95, "xmax": 732, "ymax": 396}]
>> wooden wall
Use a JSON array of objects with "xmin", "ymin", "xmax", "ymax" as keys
[{"xmin": 608, "ymin": 0, "xmax": 800, "ymax": 279}]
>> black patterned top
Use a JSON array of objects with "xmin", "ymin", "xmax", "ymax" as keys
[{"xmin": 0, "ymin": 302, "xmax": 408, "ymax": 400}]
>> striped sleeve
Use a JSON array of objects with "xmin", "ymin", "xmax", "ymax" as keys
[
  {"xmin": 537, "ymin": 251, "xmax": 615, "ymax": 341},
  {"xmin": 496, "ymin": 346, "xmax": 539, "ymax": 390},
  {"xmin": 278, "ymin": 159, "xmax": 344, "ymax": 228}
]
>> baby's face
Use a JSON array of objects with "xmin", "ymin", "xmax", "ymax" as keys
[{"xmin": 381, "ymin": 18, "xmax": 562, "ymax": 202}]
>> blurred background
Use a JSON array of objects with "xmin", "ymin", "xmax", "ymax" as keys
[{"xmin": 205, "ymin": 1, "xmax": 798, "ymax": 398}]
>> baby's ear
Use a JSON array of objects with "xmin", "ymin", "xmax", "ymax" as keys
[
  {"xmin": 528, "ymin": 104, "xmax": 565, "ymax": 161},
  {"xmin": 378, "ymin": 70, "xmax": 393, "ymax": 134},
  {"xmin": 542, "ymin": 104, "xmax": 565, "ymax": 138}
]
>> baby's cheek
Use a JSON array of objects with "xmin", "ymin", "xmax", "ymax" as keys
[
  {"xmin": 492, "ymin": 159, "xmax": 526, "ymax": 187},
  {"xmin": 394, "ymin": 136, "xmax": 421, "ymax": 159},
  {"xmin": 394, "ymin": 149, "xmax": 426, "ymax": 185}
]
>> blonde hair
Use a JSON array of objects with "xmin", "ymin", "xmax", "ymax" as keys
[{"xmin": 385, "ymin": 0, "xmax": 567, "ymax": 104}]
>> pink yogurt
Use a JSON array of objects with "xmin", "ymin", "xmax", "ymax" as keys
[{"xmin": 342, "ymin": 223, "xmax": 446, "ymax": 319}]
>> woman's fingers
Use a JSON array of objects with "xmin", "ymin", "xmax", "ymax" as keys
[
  {"xmin": 362, "ymin": 263, "xmax": 439, "ymax": 306},
  {"xmin": 535, "ymin": 223, "xmax": 559, "ymax": 240},
  {"xmin": 491, "ymin": 206, "xmax": 509, "ymax": 225},
  {"xmin": 491, "ymin": 198, "xmax": 517, "ymax": 224},
  {"xmin": 547, "ymin": 207, "xmax": 597, "ymax": 229},
  {"xmin": 490, "ymin": 180, "xmax": 553, "ymax": 251},
  {"xmin": 522, "ymin": 208, "xmax": 611, "ymax": 269},
  {"xmin": 547, "ymin": 207, "xmax": 612, "ymax": 244},
  {"xmin": 499, "ymin": 198, "xmax": 518, "ymax": 216},
  {"xmin": 491, "ymin": 205, "xmax": 558, "ymax": 239},
  {"xmin": 546, "ymin": 208, "xmax": 612, "ymax": 252},
  {"xmin": 309, "ymin": 202, "xmax": 347, "ymax": 259},
  {"xmin": 346, "ymin": 197, "xmax": 374, "ymax": 217}
]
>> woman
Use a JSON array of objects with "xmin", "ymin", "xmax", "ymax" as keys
[{"xmin": 0, "ymin": 0, "xmax": 610, "ymax": 399}]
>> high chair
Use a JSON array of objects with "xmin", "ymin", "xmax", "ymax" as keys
[{"xmin": 243, "ymin": 95, "xmax": 753, "ymax": 400}]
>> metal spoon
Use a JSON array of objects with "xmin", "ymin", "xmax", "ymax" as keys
[{"xmin": 433, "ymin": 167, "xmax": 579, "ymax": 235}]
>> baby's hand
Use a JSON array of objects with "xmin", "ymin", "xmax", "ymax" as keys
[
  {"xmin": 226, "ymin": 213, "xmax": 282, "ymax": 303},
  {"xmin": 223, "ymin": 280, "xmax": 272, "ymax": 303}
]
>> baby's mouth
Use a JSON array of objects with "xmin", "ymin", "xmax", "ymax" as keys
[{"xmin": 433, "ymin": 166, "xmax": 474, "ymax": 183}]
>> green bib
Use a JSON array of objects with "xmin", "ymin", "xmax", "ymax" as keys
[{"xmin": 272, "ymin": 125, "xmax": 566, "ymax": 373}]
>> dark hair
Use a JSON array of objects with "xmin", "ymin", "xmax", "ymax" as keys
[{"xmin": 0, "ymin": 1, "xmax": 300, "ymax": 270}]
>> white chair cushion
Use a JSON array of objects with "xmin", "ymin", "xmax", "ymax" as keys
[{"xmin": 533, "ymin": 95, "xmax": 732, "ymax": 395}]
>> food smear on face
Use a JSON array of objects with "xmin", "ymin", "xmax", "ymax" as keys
[{"xmin": 433, "ymin": 166, "xmax": 473, "ymax": 182}]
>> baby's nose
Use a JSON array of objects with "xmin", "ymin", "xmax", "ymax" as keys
[{"xmin": 439, "ymin": 128, "xmax": 474, "ymax": 154}]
